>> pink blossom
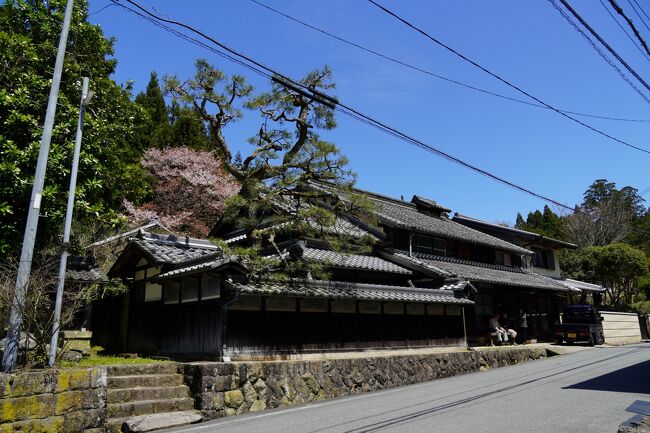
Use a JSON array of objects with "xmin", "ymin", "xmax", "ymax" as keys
[{"xmin": 124, "ymin": 147, "xmax": 239, "ymax": 236}]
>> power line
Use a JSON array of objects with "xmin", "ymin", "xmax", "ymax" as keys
[
  {"xmin": 88, "ymin": 3, "xmax": 114, "ymax": 16},
  {"xmin": 598, "ymin": 0, "xmax": 650, "ymax": 60},
  {"xmin": 606, "ymin": 0, "xmax": 650, "ymax": 56},
  {"xmin": 550, "ymin": 0, "xmax": 650, "ymax": 104},
  {"xmin": 108, "ymin": 0, "xmax": 650, "ymax": 237},
  {"xmin": 554, "ymin": 0, "xmax": 650, "ymax": 92},
  {"xmin": 250, "ymin": 0, "xmax": 650, "ymax": 124},
  {"xmin": 366, "ymin": 0, "xmax": 650, "ymax": 155},
  {"xmin": 629, "ymin": 0, "xmax": 650, "ymax": 32}
]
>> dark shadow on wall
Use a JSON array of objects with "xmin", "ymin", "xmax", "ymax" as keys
[{"xmin": 564, "ymin": 360, "xmax": 650, "ymax": 394}]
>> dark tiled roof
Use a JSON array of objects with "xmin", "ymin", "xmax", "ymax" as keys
[
  {"xmin": 221, "ymin": 212, "xmax": 380, "ymax": 245},
  {"xmin": 302, "ymin": 247, "xmax": 413, "ymax": 274},
  {"xmin": 412, "ymin": 195, "xmax": 451, "ymax": 214},
  {"xmin": 391, "ymin": 251, "xmax": 575, "ymax": 292},
  {"xmin": 307, "ymin": 181, "xmax": 530, "ymax": 256},
  {"xmin": 152, "ymin": 256, "xmax": 246, "ymax": 281},
  {"xmin": 452, "ymin": 213, "xmax": 577, "ymax": 249},
  {"xmin": 133, "ymin": 232, "xmax": 221, "ymax": 266},
  {"xmin": 65, "ymin": 267, "xmax": 108, "ymax": 283},
  {"xmin": 369, "ymin": 197, "xmax": 532, "ymax": 256},
  {"xmin": 226, "ymin": 279, "xmax": 474, "ymax": 305},
  {"xmin": 65, "ymin": 256, "xmax": 108, "ymax": 283}
]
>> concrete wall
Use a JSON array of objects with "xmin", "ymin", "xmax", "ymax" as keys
[
  {"xmin": 184, "ymin": 347, "xmax": 547, "ymax": 419},
  {"xmin": 0, "ymin": 367, "xmax": 107, "ymax": 433},
  {"xmin": 601, "ymin": 312, "xmax": 642, "ymax": 345}
]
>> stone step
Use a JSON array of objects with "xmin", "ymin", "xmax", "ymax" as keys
[
  {"xmin": 107, "ymin": 410, "xmax": 202, "ymax": 433},
  {"xmin": 107, "ymin": 385, "xmax": 191, "ymax": 404},
  {"xmin": 108, "ymin": 374, "xmax": 185, "ymax": 389},
  {"xmin": 106, "ymin": 363, "xmax": 179, "ymax": 377},
  {"xmin": 107, "ymin": 397, "xmax": 195, "ymax": 419}
]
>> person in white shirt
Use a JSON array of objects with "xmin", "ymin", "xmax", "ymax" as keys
[
  {"xmin": 488, "ymin": 313, "xmax": 508, "ymax": 344},
  {"xmin": 501, "ymin": 312, "xmax": 518, "ymax": 344}
]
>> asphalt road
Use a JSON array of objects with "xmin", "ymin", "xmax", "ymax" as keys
[{"xmin": 167, "ymin": 344, "xmax": 650, "ymax": 433}]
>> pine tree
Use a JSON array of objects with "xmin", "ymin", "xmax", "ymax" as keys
[{"xmin": 135, "ymin": 72, "xmax": 171, "ymax": 149}]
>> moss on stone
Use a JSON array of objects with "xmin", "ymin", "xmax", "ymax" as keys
[
  {"xmin": 55, "ymin": 391, "xmax": 84, "ymax": 415},
  {"xmin": 56, "ymin": 369, "xmax": 90, "ymax": 392},
  {"xmin": 224, "ymin": 390, "xmax": 244, "ymax": 409},
  {"xmin": 0, "ymin": 394, "xmax": 55, "ymax": 423},
  {"xmin": 0, "ymin": 415, "xmax": 65, "ymax": 433}
]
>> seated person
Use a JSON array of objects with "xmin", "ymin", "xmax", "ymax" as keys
[
  {"xmin": 488, "ymin": 313, "xmax": 509, "ymax": 344},
  {"xmin": 501, "ymin": 313, "xmax": 518, "ymax": 345}
]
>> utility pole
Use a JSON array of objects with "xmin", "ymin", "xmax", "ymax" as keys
[
  {"xmin": 49, "ymin": 77, "xmax": 93, "ymax": 368},
  {"xmin": 1, "ymin": 0, "xmax": 75, "ymax": 372}
]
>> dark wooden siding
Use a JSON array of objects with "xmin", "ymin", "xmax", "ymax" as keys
[
  {"xmin": 224, "ymin": 297, "xmax": 467, "ymax": 355},
  {"xmin": 125, "ymin": 300, "xmax": 222, "ymax": 356}
]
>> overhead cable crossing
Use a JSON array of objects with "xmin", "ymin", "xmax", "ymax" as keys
[
  {"xmin": 598, "ymin": 0, "xmax": 650, "ymax": 61},
  {"xmin": 628, "ymin": 0, "xmax": 650, "ymax": 33},
  {"xmin": 551, "ymin": 0, "xmax": 650, "ymax": 103},
  {"xmin": 366, "ymin": 0, "xmax": 650, "ymax": 154},
  {"xmin": 606, "ymin": 0, "xmax": 650, "ymax": 56},
  {"xmin": 554, "ymin": 0, "xmax": 650, "ymax": 93},
  {"xmin": 250, "ymin": 0, "xmax": 650, "ymax": 123},
  {"xmin": 109, "ymin": 0, "xmax": 650, "ymax": 237}
]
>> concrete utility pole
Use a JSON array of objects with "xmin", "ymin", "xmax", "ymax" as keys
[
  {"xmin": 49, "ymin": 77, "xmax": 93, "ymax": 368},
  {"xmin": 1, "ymin": 0, "xmax": 75, "ymax": 372}
]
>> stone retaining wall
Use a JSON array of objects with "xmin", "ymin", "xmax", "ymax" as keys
[
  {"xmin": 184, "ymin": 347, "xmax": 547, "ymax": 419},
  {"xmin": 0, "ymin": 367, "xmax": 107, "ymax": 433}
]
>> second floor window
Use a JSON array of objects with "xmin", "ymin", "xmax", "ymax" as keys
[
  {"xmin": 495, "ymin": 251, "xmax": 512, "ymax": 266},
  {"xmin": 415, "ymin": 234, "xmax": 446, "ymax": 256},
  {"xmin": 533, "ymin": 248, "xmax": 556, "ymax": 270}
]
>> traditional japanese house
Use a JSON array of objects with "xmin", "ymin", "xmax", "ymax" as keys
[
  {"xmin": 304, "ymin": 182, "xmax": 582, "ymax": 342},
  {"xmin": 452, "ymin": 213, "xmax": 606, "ymax": 307},
  {"xmin": 100, "ymin": 229, "xmax": 473, "ymax": 359},
  {"xmin": 97, "ymin": 182, "xmax": 603, "ymax": 358}
]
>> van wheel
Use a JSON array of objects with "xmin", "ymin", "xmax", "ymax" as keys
[
  {"xmin": 555, "ymin": 338, "xmax": 563, "ymax": 345},
  {"xmin": 595, "ymin": 333, "xmax": 604, "ymax": 345}
]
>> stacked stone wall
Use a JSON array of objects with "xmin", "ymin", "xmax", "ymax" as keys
[
  {"xmin": 184, "ymin": 347, "xmax": 547, "ymax": 419},
  {"xmin": 0, "ymin": 367, "xmax": 107, "ymax": 433}
]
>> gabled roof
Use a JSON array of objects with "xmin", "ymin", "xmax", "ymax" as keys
[
  {"xmin": 131, "ymin": 232, "xmax": 221, "ymax": 265},
  {"xmin": 306, "ymin": 181, "xmax": 533, "ymax": 256},
  {"xmin": 226, "ymin": 279, "xmax": 473, "ymax": 305},
  {"xmin": 302, "ymin": 247, "xmax": 413, "ymax": 275},
  {"xmin": 368, "ymin": 196, "xmax": 533, "ymax": 256},
  {"xmin": 385, "ymin": 250, "xmax": 575, "ymax": 292},
  {"xmin": 452, "ymin": 213, "xmax": 577, "ymax": 250},
  {"xmin": 108, "ymin": 231, "xmax": 222, "ymax": 277}
]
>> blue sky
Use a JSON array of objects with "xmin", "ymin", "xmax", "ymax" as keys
[{"xmin": 89, "ymin": 0, "xmax": 650, "ymax": 224}]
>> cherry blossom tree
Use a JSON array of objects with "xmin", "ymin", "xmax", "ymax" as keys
[{"xmin": 124, "ymin": 147, "xmax": 239, "ymax": 236}]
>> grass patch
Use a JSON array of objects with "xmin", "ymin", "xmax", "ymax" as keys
[{"xmin": 61, "ymin": 355, "xmax": 171, "ymax": 368}]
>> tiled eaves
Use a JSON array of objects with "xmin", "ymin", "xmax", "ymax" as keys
[
  {"xmin": 390, "ymin": 251, "xmax": 573, "ymax": 292},
  {"xmin": 302, "ymin": 247, "xmax": 413, "ymax": 275},
  {"xmin": 226, "ymin": 279, "xmax": 474, "ymax": 305},
  {"xmin": 65, "ymin": 267, "xmax": 108, "ymax": 283},
  {"xmin": 152, "ymin": 256, "xmax": 246, "ymax": 281}
]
